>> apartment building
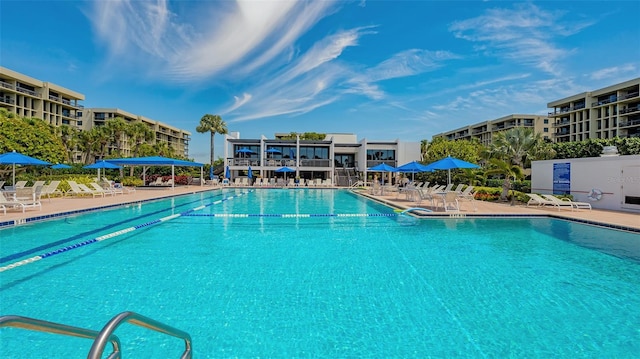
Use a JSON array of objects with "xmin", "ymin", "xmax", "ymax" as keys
[
  {"xmin": 432, "ymin": 114, "xmax": 551, "ymax": 145},
  {"xmin": 0, "ymin": 66, "xmax": 85, "ymax": 127},
  {"xmin": 82, "ymin": 108, "xmax": 190, "ymax": 158},
  {"xmin": 547, "ymin": 78, "xmax": 640, "ymax": 142},
  {"xmin": 0, "ymin": 66, "xmax": 191, "ymax": 159},
  {"xmin": 224, "ymin": 132, "xmax": 420, "ymax": 186}
]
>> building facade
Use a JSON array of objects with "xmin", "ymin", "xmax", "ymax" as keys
[
  {"xmin": 0, "ymin": 66, "xmax": 191, "ymax": 160},
  {"xmin": 224, "ymin": 132, "xmax": 420, "ymax": 186},
  {"xmin": 432, "ymin": 114, "xmax": 551, "ymax": 145},
  {"xmin": 0, "ymin": 66, "xmax": 85, "ymax": 127},
  {"xmin": 81, "ymin": 108, "xmax": 190, "ymax": 159},
  {"xmin": 547, "ymin": 78, "xmax": 640, "ymax": 142}
]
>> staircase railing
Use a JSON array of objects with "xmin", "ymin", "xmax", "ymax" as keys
[{"xmin": 0, "ymin": 311, "xmax": 191, "ymax": 359}]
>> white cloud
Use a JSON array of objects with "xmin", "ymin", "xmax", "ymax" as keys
[
  {"xmin": 90, "ymin": 0, "xmax": 338, "ymax": 81},
  {"xmin": 590, "ymin": 64, "xmax": 638, "ymax": 80},
  {"xmin": 448, "ymin": 3, "xmax": 594, "ymax": 75}
]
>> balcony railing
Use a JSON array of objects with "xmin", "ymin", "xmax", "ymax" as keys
[
  {"xmin": 592, "ymin": 97, "xmax": 617, "ymax": 107},
  {"xmin": 16, "ymin": 87, "xmax": 37, "ymax": 96},
  {"xmin": 0, "ymin": 82, "xmax": 14, "ymax": 90},
  {"xmin": 553, "ymin": 120, "xmax": 571, "ymax": 127},
  {"xmin": 0, "ymin": 97, "xmax": 15, "ymax": 104},
  {"xmin": 620, "ymin": 105, "xmax": 640, "ymax": 114},
  {"xmin": 619, "ymin": 119, "xmax": 640, "ymax": 128},
  {"xmin": 619, "ymin": 91, "xmax": 639, "ymax": 101}
]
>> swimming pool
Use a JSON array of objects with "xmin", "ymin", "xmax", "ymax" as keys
[{"xmin": 1, "ymin": 188, "xmax": 639, "ymax": 358}]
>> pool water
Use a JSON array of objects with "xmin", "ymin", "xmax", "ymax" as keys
[{"xmin": 1, "ymin": 189, "xmax": 639, "ymax": 358}]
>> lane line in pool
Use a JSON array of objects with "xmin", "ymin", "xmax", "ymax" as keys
[
  {"xmin": 0, "ymin": 190, "xmax": 254, "ymax": 272},
  {"xmin": 183, "ymin": 213, "xmax": 397, "ymax": 218}
]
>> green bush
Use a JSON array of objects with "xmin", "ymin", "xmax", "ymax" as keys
[{"xmin": 121, "ymin": 176, "xmax": 143, "ymax": 186}]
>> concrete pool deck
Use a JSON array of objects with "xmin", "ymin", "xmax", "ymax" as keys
[{"xmin": 1, "ymin": 185, "xmax": 639, "ymax": 232}]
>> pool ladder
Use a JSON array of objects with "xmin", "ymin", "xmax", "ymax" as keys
[{"xmin": 0, "ymin": 311, "xmax": 192, "ymax": 358}]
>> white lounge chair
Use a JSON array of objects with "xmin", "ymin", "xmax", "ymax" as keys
[
  {"xmin": 1, "ymin": 189, "xmax": 41, "ymax": 213},
  {"xmin": 525, "ymin": 193, "xmax": 556, "ymax": 207},
  {"xmin": 526, "ymin": 193, "xmax": 572, "ymax": 210},
  {"xmin": 438, "ymin": 191, "xmax": 460, "ymax": 212},
  {"xmin": 149, "ymin": 177, "xmax": 164, "ymax": 186},
  {"xmin": 89, "ymin": 182, "xmax": 117, "ymax": 196},
  {"xmin": 41, "ymin": 180, "xmax": 63, "ymax": 201},
  {"xmin": 66, "ymin": 181, "xmax": 103, "ymax": 198},
  {"xmin": 541, "ymin": 194, "xmax": 591, "ymax": 211},
  {"xmin": 14, "ymin": 181, "xmax": 28, "ymax": 189}
]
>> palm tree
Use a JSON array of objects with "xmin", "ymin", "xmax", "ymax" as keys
[
  {"xmin": 196, "ymin": 114, "xmax": 228, "ymax": 166},
  {"xmin": 484, "ymin": 158, "xmax": 524, "ymax": 203},
  {"xmin": 485, "ymin": 127, "xmax": 551, "ymax": 201}
]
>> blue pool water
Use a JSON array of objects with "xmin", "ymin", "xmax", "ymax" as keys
[{"xmin": 1, "ymin": 189, "xmax": 639, "ymax": 358}]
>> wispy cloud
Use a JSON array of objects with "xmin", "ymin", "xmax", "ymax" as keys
[
  {"xmin": 90, "ymin": 0, "xmax": 338, "ymax": 81},
  {"xmin": 448, "ymin": 3, "xmax": 594, "ymax": 75},
  {"xmin": 590, "ymin": 64, "xmax": 638, "ymax": 80}
]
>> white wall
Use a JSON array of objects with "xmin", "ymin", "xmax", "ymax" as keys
[{"xmin": 531, "ymin": 155, "xmax": 640, "ymax": 212}]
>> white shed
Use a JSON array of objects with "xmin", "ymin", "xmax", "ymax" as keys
[{"xmin": 531, "ymin": 154, "xmax": 640, "ymax": 212}]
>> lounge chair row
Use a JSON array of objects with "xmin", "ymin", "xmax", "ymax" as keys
[
  {"xmin": 226, "ymin": 178, "xmax": 334, "ymax": 187},
  {"xmin": 526, "ymin": 193, "xmax": 591, "ymax": 211}
]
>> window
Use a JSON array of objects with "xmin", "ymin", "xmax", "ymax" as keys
[
  {"xmin": 543, "ymin": 119, "xmax": 549, "ymax": 124},
  {"xmin": 543, "ymin": 128, "xmax": 549, "ymax": 132}
]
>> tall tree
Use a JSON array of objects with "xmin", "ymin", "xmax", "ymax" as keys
[
  {"xmin": 485, "ymin": 127, "xmax": 552, "ymax": 200},
  {"xmin": 196, "ymin": 114, "xmax": 228, "ymax": 166}
]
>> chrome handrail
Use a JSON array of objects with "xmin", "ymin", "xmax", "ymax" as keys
[
  {"xmin": 87, "ymin": 311, "xmax": 192, "ymax": 359},
  {"xmin": 0, "ymin": 315, "xmax": 121, "ymax": 358}
]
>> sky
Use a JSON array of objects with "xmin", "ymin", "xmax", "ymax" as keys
[{"xmin": 1, "ymin": 0, "xmax": 639, "ymax": 164}]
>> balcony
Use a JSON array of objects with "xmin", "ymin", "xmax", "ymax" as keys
[
  {"xmin": 619, "ymin": 119, "xmax": 640, "ymax": 128},
  {"xmin": 553, "ymin": 120, "xmax": 570, "ymax": 127},
  {"xmin": 16, "ymin": 87, "xmax": 37, "ymax": 96},
  {"xmin": 591, "ymin": 96, "xmax": 617, "ymax": 107},
  {"xmin": 620, "ymin": 105, "xmax": 640, "ymax": 114},
  {"xmin": 619, "ymin": 91, "xmax": 639, "ymax": 101},
  {"xmin": 0, "ymin": 97, "xmax": 15, "ymax": 105}
]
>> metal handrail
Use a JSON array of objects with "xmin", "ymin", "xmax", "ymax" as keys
[
  {"xmin": 88, "ymin": 311, "xmax": 192, "ymax": 359},
  {"xmin": 0, "ymin": 315, "xmax": 121, "ymax": 358}
]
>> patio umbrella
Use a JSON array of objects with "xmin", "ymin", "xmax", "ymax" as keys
[
  {"xmin": 424, "ymin": 156, "xmax": 480, "ymax": 184},
  {"xmin": 51, "ymin": 163, "xmax": 72, "ymax": 169},
  {"xmin": 397, "ymin": 161, "xmax": 431, "ymax": 181},
  {"xmin": 367, "ymin": 163, "xmax": 398, "ymax": 172},
  {"xmin": 275, "ymin": 166, "xmax": 295, "ymax": 182},
  {"xmin": 0, "ymin": 150, "xmax": 51, "ymax": 185},
  {"xmin": 84, "ymin": 160, "xmax": 121, "ymax": 181},
  {"xmin": 236, "ymin": 147, "xmax": 254, "ymax": 158},
  {"xmin": 247, "ymin": 166, "xmax": 253, "ymax": 179},
  {"xmin": 209, "ymin": 165, "xmax": 214, "ymax": 180},
  {"xmin": 224, "ymin": 166, "xmax": 230, "ymax": 179},
  {"xmin": 265, "ymin": 148, "xmax": 281, "ymax": 155}
]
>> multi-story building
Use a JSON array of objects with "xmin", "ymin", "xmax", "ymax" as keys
[
  {"xmin": 0, "ymin": 66, "xmax": 85, "ymax": 127},
  {"xmin": 432, "ymin": 114, "xmax": 551, "ymax": 145},
  {"xmin": 224, "ymin": 132, "xmax": 420, "ymax": 186},
  {"xmin": 81, "ymin": 108, "xmax": 190, "ymax": 158},
  {"xmin": 0, "ymin": 66, "xmax": 191, "ymax": 160},
  {"xmin": 547, "ymin": 78, "xmax": 640, "ymax": 142}
]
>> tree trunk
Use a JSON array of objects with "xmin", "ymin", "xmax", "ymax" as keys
[
  {"xmin": 501, "ymin": 177, "xmax": 511, "ymax": 201},
  {"xmin": 210, "ymin": 132, "xmax": 215, "ymax": 166}
]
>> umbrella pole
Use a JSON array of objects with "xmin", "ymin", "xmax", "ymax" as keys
[
  {"xmin": 13, "ymin": 163, "xmax": 15, "ymax": 185},
  {"xmin": 448, "ymin": 169, "xmax": 451, "ymax": 185}
]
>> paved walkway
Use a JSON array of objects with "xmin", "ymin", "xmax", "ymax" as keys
[{"xmin": 1, "ymin": 186, "xmax": 639, "ymax": 232}]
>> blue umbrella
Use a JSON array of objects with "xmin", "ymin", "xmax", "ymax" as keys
[
  {"xmin": 367, "ymin": 163, "xmax": 398, "ymax": 172},
  {"xmin": 209, "ymin": 165, "xmax": 214, "ymax": 180},
  {"xmin": 84, "ymin": 160, "xmax": 121, "ymax": 180},
  {"xmin": 424, "ymin": 156, "xmax": 480, "ymax": 184},
  {"xmin": 275, "ymin": 166, "xmax": 295, "ymax": 182},
  {"xmin": 265, "ymin": 148, "xmax": 281, "ymax": 154},
  {"xmin": 51, "ymin": 163, "xmax": 72, "ymax": 169},
  {"xmin": 397, "ymin": 161, "xmax": 431, "ymax": 181},
  {"xmin": 236, "ymin": 148, "xmax": 254, "ymax": 158},
  {"xmin": 224, "ymin": 166, "xmax": 230, "ymax": 179},
  {"xmin": 247, "ymin": 166, "xmax": 253, "ymax": 179},
  {"xmin": 289, "ymin": 148, "xmax": 296, "ymax": 159},
  {"xmin": 0, "ymin": 150, "xmax": 51, "ymax": 185}
]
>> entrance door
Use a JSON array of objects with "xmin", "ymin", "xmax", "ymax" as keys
[{"xmin": 621, "ymin": 166, "xmax": 640, "ymax": 210}]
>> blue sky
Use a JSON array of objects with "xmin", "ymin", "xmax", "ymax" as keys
[{"xmin": 2, "ymin": 0, "xmax": 639, "ymax": 163}]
